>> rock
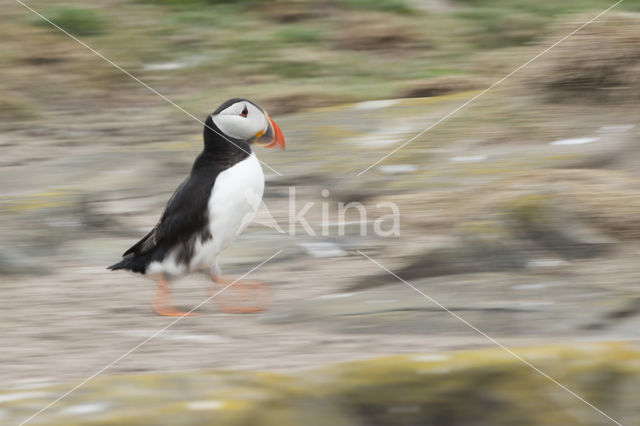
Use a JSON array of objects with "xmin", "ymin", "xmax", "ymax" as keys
[
  {"xmin": 1, "ymin": 343, "xmax": 638, "ymax": 425},
  {"xmin": 351, "ymin": 219, "xmax": 530, "ymax": 290},
  {"xmin": 312, "ymin": 343, "xmax": 640, "ymax": 426},
  {"xmin": 351, "ymin": 180, "xmax": 626, "ymax": 289},
  {"xmin": 584, "ymin": 297, "xmax": 640, "ymax": 330},
  {"xmin": 505, "ymin": 194, "xmax": 615, "ymax": 260}
]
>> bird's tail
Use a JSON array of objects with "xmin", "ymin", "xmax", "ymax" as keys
[
  {"xmin": 107, "ymin": 253, "xmax": 151, "ymax": 274},
  {"xmin": 107, "ymin": 260, "xmax": 127, "ymax": 271}
]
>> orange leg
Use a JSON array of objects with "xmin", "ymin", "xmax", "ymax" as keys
[
  {"xmin": 152, "ymin": 277, "xmax": 197, "ymax": 317},
  {"xmin": 211, "ymin": 275, "xmax": 271, "ymax": 314}
]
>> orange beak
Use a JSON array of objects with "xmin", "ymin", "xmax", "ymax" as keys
[
  {"xmin": 256, "ymin": 115, "xmax": 285, "ymax": 150},
  {"xmin": 265, "ymin": 117, "xmax": 285, "ymax": 150}
]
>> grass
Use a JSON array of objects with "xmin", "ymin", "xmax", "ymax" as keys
[
  {"xmin": 5, "ymin": 0, "xmax": 637, "ymax": 120},
  {"xmin": 261, "ymin": 60, "xmax": 322, "ymax": 79},
  {"xmin": 276, "ymin": 26, "xmax": 325, "ymax": 44},
  {"xmin": 141, "ymin": 0, "xmax": 266, "ymax": 5},
  {"xmin": 452, "ymin": 0, "xmax": 640, "ymax": 49},
  {"xmin": 34, "ymin": 6, "xmax": 108, "ymax": 36},
  {"xmin": 454, "ymin": 9, "xmax": 547, "ymax": 49},
  {"xmin": 454, "ymin": 0, "xmax": 640, "ymax": 16},
  {"xmin": 337, "ymin": 0, "xmax": 413, "ymax": 14}
]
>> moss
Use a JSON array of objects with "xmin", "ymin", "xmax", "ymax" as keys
[
  {"xmin": 0, "ymin": 93, "xmax": 37, "ymax": 120},
  {"xmin": 457, "ymin": 220, "xmax": 512, "ymax": 240},
  {"xmin": 506, "ymin": 194, "xmax": 552, "ymax": 224},
  {"xmin": 1, "ymin": 189, "xmax": 75, "ymax": 213},
  {"xmin": 2, "ymin": 343, "xmax": 639, "ymax": 425}
]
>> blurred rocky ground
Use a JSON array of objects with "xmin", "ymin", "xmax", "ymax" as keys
[
  {"xmin": 1, "ymin": 1, "xmax": 640, "ymax": 424},
  {"xmin": 2, "ymin": 343, "xmax": 639, "ymax": 425}
]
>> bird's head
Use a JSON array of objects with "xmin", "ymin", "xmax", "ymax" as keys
[{"xmin": 205, "ymin": 98, "xmax": 285, "ymax": 151}]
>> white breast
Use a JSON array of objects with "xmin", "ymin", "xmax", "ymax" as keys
[{"xmin": 190, "ymin": 152, "xmax": 264, "ymax": 272}]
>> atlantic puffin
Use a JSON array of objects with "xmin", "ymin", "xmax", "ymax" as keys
[{"xmin": 108, "ymin": 98, "xmax": 285, "ymax": 316}]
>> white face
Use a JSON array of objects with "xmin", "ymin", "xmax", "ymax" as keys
[{"xmin": 211, "ymin": 101, "xmax": 267, "ymax": 141}]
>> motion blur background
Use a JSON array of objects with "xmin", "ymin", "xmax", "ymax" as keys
[{"xmin": 1, "ymin": 0, "xmax": 640, "ymax": 425}]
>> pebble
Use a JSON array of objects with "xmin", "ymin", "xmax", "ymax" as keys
[
  {"xmin": 412, "ymin": 354, "xmax": 449, "ymax": 362},
  {"xmin": 6, "ymin": 378, "xmax": 57, "ymax": 390},
  {"xmin": 0, "ymin": 392, "xmax": 51, "ymax": 403},
  {"xmin": 143, "ymin": 62, "xmax": 187, "ymax": 71},
  {"xmin": 110, "ymin": 330, "xmax": 229, "ymax": 343},
  {"xmin": 526, "ymin": 258, "xmax": 569, "ymax": 269},
  {"xmin": 316, "ymin": 292, "xmax": 359, "ymax": 300},
  {"xmin": 143, "ymin": 57, "xmax": 207, "ymax": 71},
  {"xmin": 187, "ymin": 400, "xmax": 225, "ymax": 411},
  {"xmin": 597, "ymin": 125, "xmax": 635, "ymax": 134},
  {"xmin": 378, "ymin": 164, "xmax": 418, "ymax": 174},
  {"xmin": 353, "ymin": 100, "xmax": 399, "ymax": 110},
  {"xmin": 298, "ymin": 242, "xmax": 347, "ymax": 258},
  {"xmin": 549, "ymin": 137, "xmax": 599, "ymax": 146},
  {"xmin": 354, "ymin": 123, "xmax": 416, "ymax": 147},
  {"xmin": 450, "ymin": 155, "xmax": 487, "ymax": 163},
  {"xmin": 512, "ymin": 282, "xmax": 556, "ymax": 291},
  {"xmin": 354, "ymin": 134, "xmax": 402, "ymax": 147},
  {"xmin": 60, "ymin": 403, "xmax": 108, "ymax": 416}
]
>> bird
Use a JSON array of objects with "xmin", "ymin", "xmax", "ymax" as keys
[{"xmin": 108, "ymin": 98, "xmax": 285, "ymax": 316}]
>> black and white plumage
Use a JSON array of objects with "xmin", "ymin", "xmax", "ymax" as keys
[{"xmin": 108, "ymin": 99, "xmax": 284, "ymax": 315}]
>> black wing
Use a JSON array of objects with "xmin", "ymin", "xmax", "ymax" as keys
[
  {"xmin": 108, "ymin": 150, "xmax": 236, "ymax": 273},
  {"xmin": 122, "ymin": 173, "xmax": 216, "ymax": 258}
]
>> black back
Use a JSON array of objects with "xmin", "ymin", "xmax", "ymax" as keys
[{"xmin": 108, "ymin": 114, "xmax": 251, "ymax": 274}]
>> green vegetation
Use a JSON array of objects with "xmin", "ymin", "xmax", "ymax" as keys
[
  {"xmin": 142, "ymin": 0, "xmax": 266, "ymax": 5},
  {"xmin": 2, "ymin": 344, "xmax": 638, "ymax": 425},
  {"xmin": 5, "ymin": 0, "xmax": 639, "ymax": 118},
  {"xmin": 262, "ymin": 60, "xmax": 321, "ymax": 79},
  {"xmin": 35, "ymin": 6, "xmax": 108, "ymax": 36},
  {"xmin": 454, "ymin": 8, "xmax": 547, "ymax": 48},
  {"xmin": 455, "ymin": 0, "xmax": 640, "ymax": 15},
  {"xmin": 276, "ymin": 26, "xmax": 325, "ymax": 44},
  {"xmin": 337, "ymin": 0, "xmax": 413, "ymax": 14}
]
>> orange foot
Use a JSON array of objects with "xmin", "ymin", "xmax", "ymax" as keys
[
  {"xmin": 211, "ymin": 275, "xmax": 271, "ymax": 314},
  {"xmin": 152, "ymin": 277, "xmax": 198, "ymax": 317}
]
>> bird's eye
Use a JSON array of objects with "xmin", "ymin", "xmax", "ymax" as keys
[{"xmin": 240, "ymin": 105, "xmax": 249, "ymax": 117}]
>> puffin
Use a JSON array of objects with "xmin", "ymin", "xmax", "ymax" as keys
[{"xmin": 108, "ymin": 98, "xmax": 285, "ymax": 316}]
